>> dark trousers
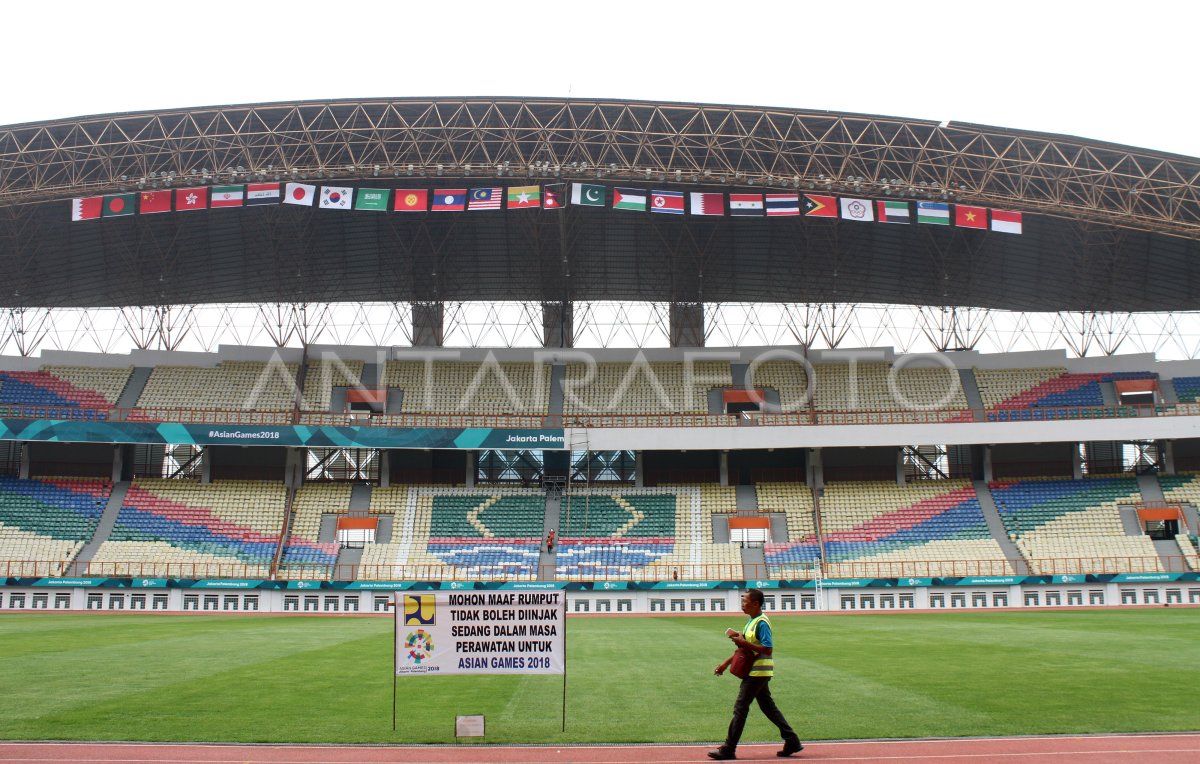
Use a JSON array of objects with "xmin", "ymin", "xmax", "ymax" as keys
[{"xmin": 722, "ymin": 676, "xmax": 797, "ymax": 752}]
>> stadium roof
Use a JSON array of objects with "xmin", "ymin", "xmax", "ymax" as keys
[{"xmin": 1, "ymin": 97, "xmax": 1198, "ymax": 312}]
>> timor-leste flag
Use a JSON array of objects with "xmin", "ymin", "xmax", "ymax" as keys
[
  {"xmin": 393, "ymin": 189, "xmax": 428, "ymax": 212},
  {"xmin": 802, "ymin": 193, "xmax": 837, "ymax": 217}
]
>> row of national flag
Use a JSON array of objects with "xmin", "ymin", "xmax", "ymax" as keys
[
  {"xmin": 567, "ymin": 184, "xmax": 1022, "ymax": 233},
  {"xmin": 71, "ymin": 183, "xmax": 561, "ymax": 220},
  {"xmin": 71, "ymin": 182, "xmax": 1022, "ymax": 234}
]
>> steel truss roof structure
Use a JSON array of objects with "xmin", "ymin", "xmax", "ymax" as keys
[{"xmin": 1, "ymin": 98, "xmax": 1199, "ymax": 355}]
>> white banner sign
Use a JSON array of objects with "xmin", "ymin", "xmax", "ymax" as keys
[{"xmin": 395, "ymin": 591, "xmax": 565, "ymax": 676}]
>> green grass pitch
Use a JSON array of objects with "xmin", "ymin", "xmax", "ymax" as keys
[{"xmin": 0, "ymin": 608, "xmax": 1196, "ymax": 744}]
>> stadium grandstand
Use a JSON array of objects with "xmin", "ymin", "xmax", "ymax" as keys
[{"xmin": 0, "ymin": 97, "xmax": 1198, "ymax": 615}]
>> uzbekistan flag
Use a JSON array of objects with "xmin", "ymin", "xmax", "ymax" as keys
[
  {"xmin": 431, "ymin": 189, "xmax": 467, "ymax": 211},
  {"xmin": 765, "ymin": 194, "xmax": 800, "ymax": 217},
  {"xmin": 916, "ymin": 201, "xmax": 950, "ymax": 225},
  {"xmin": 649, "ymin": 190, "xmax": 684, "ymax": 214}
]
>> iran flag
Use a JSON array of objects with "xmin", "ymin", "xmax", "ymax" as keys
[{"xmin": 284, "ymin": 183, "xmax": 316, "ymax": 206}]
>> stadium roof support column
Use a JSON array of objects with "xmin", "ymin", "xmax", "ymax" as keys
[
  {"xmin": 670, "ymin": 302, "xmax": 704, "ymax": 347},
  {"xmin": 542, "ymin": 301, "xmax": 572, "ymax": 348},
  {"xmin": 412, "ymin": 302, "xmax": 444, "ymax": 347}
]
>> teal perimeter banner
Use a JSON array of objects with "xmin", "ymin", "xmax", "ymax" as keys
[{"xmin": 0, "ymin": 419, "xmax": 565, "ymax": 450}]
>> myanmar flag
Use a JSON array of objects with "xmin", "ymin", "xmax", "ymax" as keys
[{"xmin": 507, "ymin": 185, "xmax": 541, "ymax": 209}]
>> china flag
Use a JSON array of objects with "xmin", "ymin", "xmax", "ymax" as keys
[
  {"xmin": 139, "ymin": 191, "xmax": 172, "ymax": 214},
  {"xmin": 393, "ymin": 189, "xmax": 428, "ymax": 212}
]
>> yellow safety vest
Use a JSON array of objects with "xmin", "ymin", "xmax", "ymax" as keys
[{"xmin": 742, "ymin": 613, "xmax": 775, "ymax": 677}]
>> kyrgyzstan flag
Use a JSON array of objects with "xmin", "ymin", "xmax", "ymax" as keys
[
  {"xmin": 138, "ymin": 191, "xmax": 172, "ymax": 214},
  {"xmin": 394, "ymin": 189, "xmax": 428, "ymax": 212},
  {"xmin": 955, "ymin": 205, "xmax": 987, "ymax": 229},
  {"xmin": 71, "ymin": 197, "xmax": 103, "ymax": 221}
]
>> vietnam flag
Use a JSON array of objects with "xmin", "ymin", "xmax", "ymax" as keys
[
  {"xmin": 394, "ymin": 189, "xmax": 428, "ymax": 212},
  {"xmin": 139, "ymin": 191, "xmax": 172, "ymax": 214},
  {"xmin": 955, "ymin": 205, "xmax": 987, "ymax": 229}
]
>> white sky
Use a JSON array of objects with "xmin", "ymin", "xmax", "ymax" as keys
[{"xmin": 6, "ymin": 1, "xmax": 1198, "ymax": 157}]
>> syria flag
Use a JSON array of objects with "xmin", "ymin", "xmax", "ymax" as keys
[
  {"xmin": 71, "ymin": 196, "xmax": 103, "ymax": 221},
  {"xmin": 284, "ymin": 183, "xmax": 316, "ymax": 206}
]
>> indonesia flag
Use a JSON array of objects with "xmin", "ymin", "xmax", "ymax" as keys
[
  {"xmin": 991, "ymin": 209, "xmax": 1023, "ymax": 234},
  {"xmin": 71, "ymin": 197, "xmax": 103, "ymax": 221},
  {"xmin": 689, "ymin": 192, "xmax": 724, "ymax": 216},
  {"xmin": 649, "ymin": 190, "xmax": 684, "ymax": 214},
  {"xmin": 284, "ymin": 183, "xmax": 316, "ymax": 206}
]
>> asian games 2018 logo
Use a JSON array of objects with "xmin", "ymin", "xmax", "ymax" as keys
[{"xmin": 405, "ymin": 629, "xmax": 435, "ymax": 664}]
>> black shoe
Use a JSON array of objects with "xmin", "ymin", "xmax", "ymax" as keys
[
  {"xmin": 778, "ymin": 737, "xmax": 803, "ymax": 757},
  {"xmin": 708, "ymin": 749, "xmax": 737, "ymax": 760}
]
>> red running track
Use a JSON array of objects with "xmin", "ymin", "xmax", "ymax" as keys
[{"xmin": 1, "ymin": 734, "xmax": 1199, "ymax": 763}]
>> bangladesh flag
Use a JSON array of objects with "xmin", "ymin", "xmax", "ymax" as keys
[
  {"xmin": 355, "ymin": 188, "xmax": 390, "ymax": 211},
  {"xmin": 102, "ymin": 193, "xmax": 136, "ymax": 217}
]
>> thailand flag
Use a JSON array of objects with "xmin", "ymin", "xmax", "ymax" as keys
[{"xmin": 765, "ymin": 194, "xmax": 800, "ymax": 216}]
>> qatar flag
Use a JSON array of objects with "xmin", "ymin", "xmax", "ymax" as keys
[{"xmin": 284, "ymin": 183, "xmax": 316, "ymax": 206}]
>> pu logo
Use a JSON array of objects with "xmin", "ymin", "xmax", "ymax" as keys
[
  {"xmin": 602, "ymin": 582, "xmax": 617, "ymax": 590},
  {"xmin": 140, "ymin": 579, "xmax": 154, "ymax": 587},
  {"xmin": 754, "ymin": 581, "xmax": 769, "ymax": 588},
  {"xmin": 449, "ymin": 582, "xmax": 465, "ymax": 589},
  {"xmin": 404, "ymin": 595, "xmax": 436, "ymax": 626},
  {"xmin": 907, "ymin": 579, "xmax": 920, "ymax": 586}
]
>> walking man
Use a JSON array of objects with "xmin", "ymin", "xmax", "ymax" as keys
[{"xmin": 709, "ymin": 588, "xmax": 802, "ymax": 760}]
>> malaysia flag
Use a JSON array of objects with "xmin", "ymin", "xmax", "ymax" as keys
[
  {"xmin": 432, "ymin": 189, "xmax": 467, "ymax": 211},
  {"xmin": 649, "ymin": 190, "xmax": 684, "ymax": 214},
  {"xmin": 467, "ymin": 187, "xmax": 502, "ymax": 210},
  {"xmin": 284, "ymin": 183, "xmax": 316, "ymax": 206}
]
